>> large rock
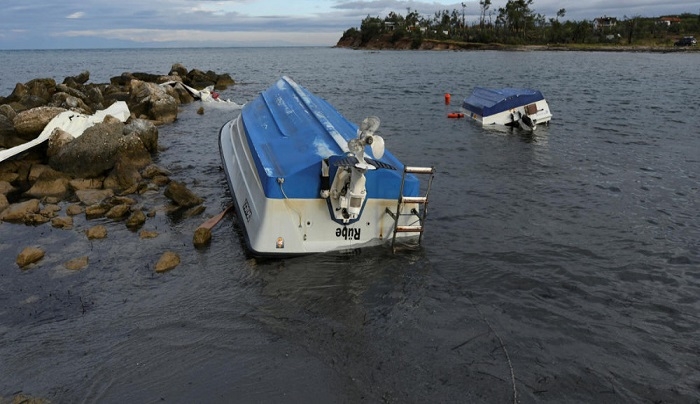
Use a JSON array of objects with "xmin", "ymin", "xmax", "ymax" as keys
[
  {"xmin": 47, "ymin": 128, "xmax": 75, "ymax": 157},
  {"xmin": 24, "ymin": 168, "xmax": 71, "ymax": 199},
  {"xmin": 116, "ymin": 132, "xmax": 152, "ymax": 169},
  {"xmin": 169, "ymin": 63, "xmax": 188, "ymax": 78},
  {"xmin": 215, "ymin": 73, "xmax": 235, "ymax": 90},
  {"xmin": 48, "ymin": 115, "xmax": 125, "ymax": 177},
  {"xmin": 0, "ymin": 104, "xmax": 17, "ymax": 121},
  {"xmin": 155, "ymin": 251, "xmax": 180, "ymax": 273},
  {"xmin": 129, "ymin": 80, "xmax": 178, "ymax": 124},
  {"xmin": 75, "ymin": 189, "xmax": 114, "ymax": 205},
  {"xmin": 0, "ymin": 193, "xmax": 8, "ymax": 213},
  {"xmin": 0, "ymin": 199, "xmax": 40, "ymax": 222},
  {"xmin": 124, "ymin": 119, "xmax": 158, "ymax": 153},
  {"xmin": 0, "ymin": 115, "xmax": 24, "ymax": 149},
  {"xmin": 49, "ymin": 92, "xmax": 92, "ymax": 115},
  {"xmin": 13, "ymin": 106, "xmax": 66, "ymax": 140},
  {"xmin": 164, "ymin": 181, "xmax": 203, "ymax": 208},
  {"xmin": 16, "ymin": 246, "xmax": 45, "ymax": 268},
  {"xmin": 103, "ymin": 159, "xmax": 142, "ymax": 191},
  {"xmin": 65, "ymin": 70, "xmax": 90, "ymax": 85}
]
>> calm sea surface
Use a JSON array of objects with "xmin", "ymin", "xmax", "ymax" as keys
[{"xmin": 0, "ymin": 47, "xmax": 699, "ymax": 403}]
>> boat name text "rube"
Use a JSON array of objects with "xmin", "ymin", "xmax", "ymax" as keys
[{"xmin": 336, "ymin": 227, "xmax": 361, "ymax": 240}]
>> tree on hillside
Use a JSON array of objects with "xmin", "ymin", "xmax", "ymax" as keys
[
  {"xmin": 497, "ymin": 0, "xmax": 536, "ymax": 40},
  {"xmin": 479, "ymin": 0, "xmax": 492, "ymax": 30}
]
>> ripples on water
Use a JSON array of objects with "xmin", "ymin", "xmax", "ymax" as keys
[{"xmin": 0, "ymin": 48, "xmax": 698, "ymax": 402}]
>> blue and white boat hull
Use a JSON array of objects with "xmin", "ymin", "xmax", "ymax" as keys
[
  {"xmin": 218, "ymin": 77, "xmax": 433, "ymax": 256},
  {"xmin": 462, "ymin": 87, "xmax": 552, "ymax": 130}
]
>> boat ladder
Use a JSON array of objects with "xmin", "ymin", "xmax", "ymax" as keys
[{"xmin": 385, "ymin": 165, "xmax": 435, "ymax": 253}]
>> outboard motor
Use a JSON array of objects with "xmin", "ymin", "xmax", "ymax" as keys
[{"xmin": 519, "ymin": 113, "xmax": 536, "ymax": 131}]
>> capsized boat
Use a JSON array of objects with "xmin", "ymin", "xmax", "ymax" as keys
[
  {"xmin": 461, "ymin": 87, "xmax": 552, "ymax": 130},
  {"xmin": 218, "ymin": 76, "xmax": 435, "ymax": 256}
]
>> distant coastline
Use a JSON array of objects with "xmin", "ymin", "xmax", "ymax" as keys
[{"xmin": 335, "ymin": 38, "xmax": 700, "ymax": 53}]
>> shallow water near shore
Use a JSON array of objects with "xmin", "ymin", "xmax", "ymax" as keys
[{"xmin": 1, "ymin": 47, "xmax": 699, "ymax": 403}]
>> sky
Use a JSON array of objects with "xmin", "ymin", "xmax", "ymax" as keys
[{"xmin": 0, "ymin": 0, "xmax": 697, "ymax": 49}]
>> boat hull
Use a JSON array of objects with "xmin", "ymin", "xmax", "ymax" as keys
[
  {"xmin": 462, "ymin": 87, "xmax": 552, "ymax": 129},
  {"xmin": 219, "ymin": 115, "xmax": 421, "ymax": 256}
]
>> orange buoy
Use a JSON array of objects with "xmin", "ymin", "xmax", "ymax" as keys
[
  {"xmin": 447, "ymin": 112, "xmax": 465, "ymax": 119},
  {"xmin": 444, "ymin": 93, "xmax": 451, "ymax": 105}
]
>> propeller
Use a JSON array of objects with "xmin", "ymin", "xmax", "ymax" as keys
[
  {"xmin": 360, "ymin": 116, "xmax": 380, "ymax": 134},
  {"xmin": 370, "ymin": 135, "xmax": 384, "ymax": 159},
  {"xmin": 359, "ymin": 116, "xmax": 384, "ymax": 159}
]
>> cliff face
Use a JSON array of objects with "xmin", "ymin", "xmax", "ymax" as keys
[{"xmin": 335, "ymin": 35, "xmax": 506, "ymax": 51}]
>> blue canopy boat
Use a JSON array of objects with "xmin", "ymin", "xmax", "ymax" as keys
[
  {"xmin": 218, "ymin": 76, "xmax": 435, "ymax": 256},
  {"xmin": 462, "ymin": 87, "xmax": 552, "ymax": 130}
]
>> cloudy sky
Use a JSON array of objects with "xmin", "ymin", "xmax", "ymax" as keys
[{"xmin": 1, "ymin": 0, "xmax": 697, "ymax": 49}]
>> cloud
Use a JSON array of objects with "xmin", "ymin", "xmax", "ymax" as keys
[{"xmin": 1, "ymin": 0, "xmax": 699, "ymax": 49}]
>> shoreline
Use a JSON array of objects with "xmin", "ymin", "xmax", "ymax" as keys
[{"xmin": 335, "ymin": 40, "xmax": 700, "ymax": 53}]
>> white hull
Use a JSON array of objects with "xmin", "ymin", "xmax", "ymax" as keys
[
  {"xmin": 466, "ymin": 99, "xmax": 552, "ymax": 129},
  {"xmin": 219, "ymin": 116, "xmax": 422, "ymax": 256}
]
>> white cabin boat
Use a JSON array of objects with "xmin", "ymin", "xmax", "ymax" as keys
[
  {"xmin": 462, "ymin": 87, "xmax": 552, "ymax": 130},
  {"xmin": 218, "ymin": 76, "xmax": 435, "ymax": 256}
]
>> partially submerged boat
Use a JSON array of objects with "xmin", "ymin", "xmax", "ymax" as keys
[
  {"xmin": 461, "ymin": 87, "xmax": 552, "ymax": 130},
  {"xmin": 218, "ymin": 76, "xmax": 434, "ymax": 256}
]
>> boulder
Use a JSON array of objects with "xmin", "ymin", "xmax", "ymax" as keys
[
  {"xmin": 55, "ymin": 84, "xmax": 89, "ymax": 102},
  {"xmin": 0, "ymin": 180, "xmax": 16, "ymax": 195},
  {"xmin": 169, "ymin": 63, "xmax": 188, "ymax": 78},
  {"xmin": 215, "ymin": 73, "xmax": 235, "ymax": 90},
  {"xmin": 49, "ymin": 92, "xmax": 93, "ymax": 115},
  {"xmin": 193, "ymin": 227, "xmax": 211, "ymax": 247},
  {"xmin": 164, "ymin": 181, "xmax": 203, "ymax": 208},
  {"xmin": 128, "ymin": 80, "xmax": 178, "ymax": 124},
  {"xmin": 105, "ymin": 204, "xmax": 131, "ymax": 219},
  {"xmin": 0, "ymin": 114, "xmax": 22, "ymax": 148},
  {"xmin": 85, "ymin": 86, "xmax": 105, "ymax": 110},
  {"xmin": 139, "ymin": 230, "xmax": 159, "ymax": 239},
  {"xmin": 141, "ymin": 164, "xmax": 171, "ymax": 179},
  {"xmin": 65, "ymin": 70, "xmax": 90, "ymax": 85},
  {"xmin": 85, "ymin": 204, "xmax": 110, "ymax": 219},
  {"xmin": 75, "ymin": 189, "xmax": 114, "ymax": 206},
  {"xmin": 16, "ymin": 246, "xmax": 45, "ymax": 268},
  {"xmin": 13, "ymin": 106, "xmax": 67, "ymax": 140},
  {"xmin": 0, "ymin": 194, "xmax": 8, "ymax": 213},
  {"xmin": 69, "ymin": 178, "xmax": 103, "ymax": 191},
  {"xmin": 0, "ymin": 199, "xmax": 40, "ymax": 222},
  {"xmin": 48, "ymin": 115, "xmax": 125, "ymax": 177},
  {"xmin": 126, "ymin": 209, "xmax": 146, "ymax": 229},
  {"xmin": 103, "ymin": 159, "xmax": 142, "ymax": 191},
  {"xmin": 64, "ymin": 256, "xmax": 88, "ymax": 270},
  {"xmin": 86, "ymin": 225, "xmax": 107, "ymax": 239},
  {"xmin": 124, "ymin": 119, "xmax": 158, "ymax": 153},
  {"xmin": 155, "ymin": 251, "xmax": 180, "ymax": 273},
  {"xmin": 117, "ymin": 132, "xmax": 152, "ymax": 169},
  {"xmin": 47, "ymin": 128, "xmax": 75, "ymax": 157},
  {"xmin": 0, "ymin": 104, "xmax": 17, "ymax": 121},
  {"xmin": 24, "ymin": 179, "xmax": 70, "ymax": 200},
  {"xmin": 65, "ymin": 204, "xmax": 84, "ymax": 216},
  {"xmin": 51, "ymin": 216, "xmax": 73, "ymax": 229}
]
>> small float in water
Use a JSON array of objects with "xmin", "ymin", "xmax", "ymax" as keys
[
  {"xmin": 218, "ymin": 76, "xmax": 435, "ymax": 256},
  {"xmin": 461, "ymin": 87, "xmax": 552, "ymax": 130}
]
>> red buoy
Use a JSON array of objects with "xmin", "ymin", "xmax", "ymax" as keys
[{"xmin": 444, "ymin": 93, "xmax": 451, "ymax": 105}]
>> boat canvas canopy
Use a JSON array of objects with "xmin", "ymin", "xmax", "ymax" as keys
[
  {"xmin": 462, "ymin": 87, "xmax": 545, "ymax": 117},
  {"xmin": 241, "ymin": 76, "xmax": 415, "ymax": 199}
]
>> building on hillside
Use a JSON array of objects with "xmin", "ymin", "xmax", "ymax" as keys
[
  {"xmin": 657, "ymin": 16, "xmax": 682, "ymax": 26},
  {"xmin": 594, "ymin": 16, "xmax": 618, "ymax": 31}
]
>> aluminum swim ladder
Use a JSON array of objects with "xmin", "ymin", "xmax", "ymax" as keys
[{"xmin": 385, "ymin": 165, "xmax": 435, "ymax": 253}]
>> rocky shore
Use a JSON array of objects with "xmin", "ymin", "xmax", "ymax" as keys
[
  {"xmin": 0, "ymin": 64, "xmax": 235, "ymax": 270},
  {"xmin": 336, "ymin": 36, "xmax": 700, "ymax": 53}
]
